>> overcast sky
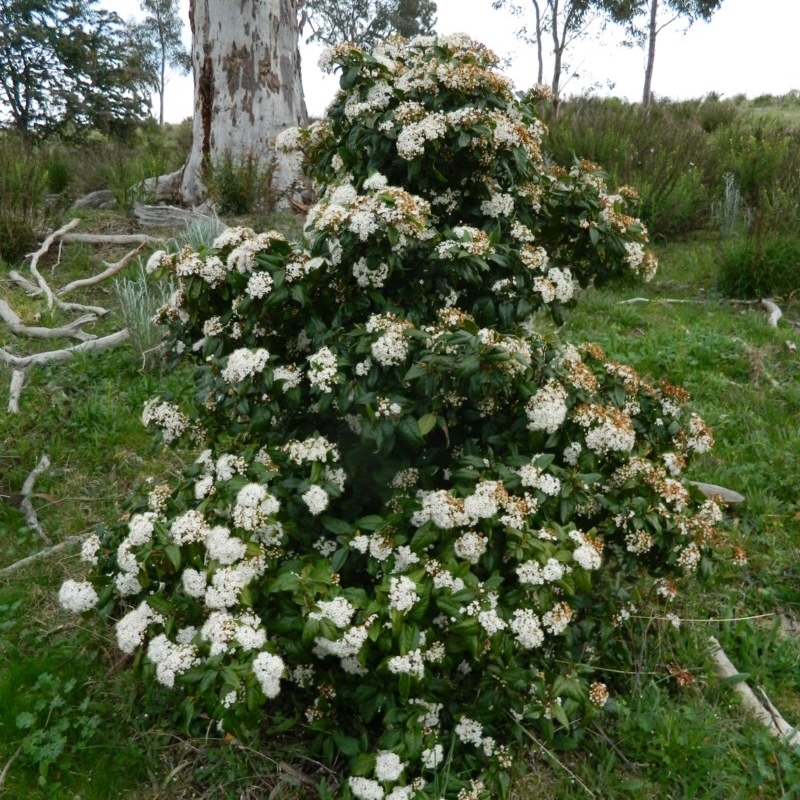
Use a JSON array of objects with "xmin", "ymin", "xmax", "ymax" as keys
[{"xmin": 109, "ymin": 0, "xmax": 800, "ymax": 123}]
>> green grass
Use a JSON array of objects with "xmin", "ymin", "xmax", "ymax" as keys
[{"xmin": 2, "ymin": 221, "xmax": 800, "ymax": 797}]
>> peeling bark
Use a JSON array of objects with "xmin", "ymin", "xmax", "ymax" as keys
[{"xmin": 180, "ymin": 0, "xmax": 308, "ymax": 206}]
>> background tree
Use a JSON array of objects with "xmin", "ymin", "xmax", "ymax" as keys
[
  {"xmin": 0, "ymin": 0, "xmax": 152, "ymax": 137},
  {"xmin": 179, "ymin": 0, "xmax": 307, "ymax": 206},
  {"xmin": 606, "ymin": 0, "xmax": 724, "ymax": 105},
  {"xmin": 493, "ymin": 0, "xmax": 608, "ymax": 112},
  {"xmin": 299, "ymin": 0, "xmax": 437, "ymax": 49},
  {"xmin": 132, "ymin": 0, "xmax": 191, "ymax": 125}
]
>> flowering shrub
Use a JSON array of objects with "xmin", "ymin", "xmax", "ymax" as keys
[{"xmin": 62, "ymin": 35, "xmax": 735, "ymax": 800}]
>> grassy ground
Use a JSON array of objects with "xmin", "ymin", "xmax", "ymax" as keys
[{"xmin": 1, "ymin": 220, "xmax": 799, "ymax": 798}]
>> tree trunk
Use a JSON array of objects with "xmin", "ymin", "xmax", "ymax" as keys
[
  {"xmin": 533, "ymin": 0, "xmax": 544, "ymax": 85},
  {"xmin": 642, "ymin": 0, "xmax": 658, "ymax": 107},
  {"xmin": 180, "ymin": 0, "xmax": 308, "ymax": 206},
  {"xmin": 550, "ymin": 0, "xmax": 563, "ymax": 116}
]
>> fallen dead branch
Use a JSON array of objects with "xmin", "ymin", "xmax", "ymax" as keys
[
  {"xmin": 19, "ymin": 454, "xmax": 52, "ymax": 546},
  {"xmin": 0, "ymin": 534, "xmax": 88, "ymax": 578},
  {"xmin": 1, "ymin": 218, "xmax": 151, "ymax": 410},
  {"xmin": 0, "ymin": 298, "xmax": 96, "ymax": 341},
  {"xmin": 761, "ymin": 298, "xmax": 783, "ymax": 328},
  {"xmin": 708, "ymin": 636, "xmax": 799, "ymax": 748}
]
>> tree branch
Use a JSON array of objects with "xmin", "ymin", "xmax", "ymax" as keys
[
  {"xmin": 57, "ymin": 242, "xmax": 148, "ymax": 296},
  {"xmin": 26, "ymin": 218, "xmax": 82, "ymax": 309}
]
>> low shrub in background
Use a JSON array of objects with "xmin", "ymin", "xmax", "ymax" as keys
[
  {"xmin": 59, "ymin": 35, "xmax": 739, "ymax": 800},
  {"xmin": 0, "ymin": 132, "xmax": 53, "ymax": 264}
]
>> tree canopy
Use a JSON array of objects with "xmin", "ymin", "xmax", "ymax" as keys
[
  {"xmin": 300, "ymin": 0, "xmax": 438, "ymax": 50},
  {"xmin": 0, "ymin": 0, "xmax": 152, "ymax": 137}
]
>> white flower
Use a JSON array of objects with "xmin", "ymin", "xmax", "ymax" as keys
[
  {"xmin": 252, "ymin": 651, "xmax": 285, "ymax": 698},
  {"xmin": 348, "ymin": 777, "xmax": 385, "ymax": 800},
  {"xmin": 221, "ymin": 347, "xmax": 270, "ymax": 383},
  {"xmin": 421, "ymin": 744, "xmax": 444, "ymax": 769},
  {"xmin": 375, "ymin": 751, "xmax": 405, "ymax": 782},
  {"xmin": 509, "ymin": 608, "xmax": 544, "ymax": 649},
  {"xmin": 526, "ymin": 381, "xmax": 568, "ymax": 434},
  {"xmin": 455, "ymin": 716, "xmax": 483, "ymax": 746},
  {"xmin": 116, "ymin": 601, "xmax": 164, "ymax": 654},
  {"xmin": 310, "ymin": 597, "xmax": 356, "ymax": 629},
  {"xmin": 387, "ymin": 649, "xmax": 425, "ymax": 678},
  {"xmin": 245, "ymin": 271, "xmax": 273, "ymax": 298},
  {"xmin": 308, "ymin": 346, "xmax": 338, "ymax": 392},
  {"xmin": 388, "ymin": 576, "xmax": 419, "ymax": 613},
  {"xmin": 80, "ymin": 534, "xmax": 101, "ymax": 565},
  {"xmin": 302, "ymin": 484, "xmax": 330, "ymax": 516},
  {"xmin": 205, "ymin": 526, "xmax": 247, "ymax": 565},
  {"xmin": 182, "ymin": 568, "xmax": 208, "ymax": 598},
  {"xmin": 58, "ymin": 580, "xmax": 99, "ymax": 613},
  {"xmin": 454, "ymin": 531, "xmax": 487, "ymax": 564}
]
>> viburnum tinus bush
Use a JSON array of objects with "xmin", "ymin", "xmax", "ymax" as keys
[{"xmin": 60, "ymin": 35, "xmax": 736, "ymax": 800}]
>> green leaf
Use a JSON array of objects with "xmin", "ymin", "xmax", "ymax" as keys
[{"xmin": 418, "ymin": 413, "xmax": 438, "ymax": 436}]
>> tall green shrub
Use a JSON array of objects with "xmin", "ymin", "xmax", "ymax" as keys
[
  {"xmin": 0, "ymin": 133, "xmax": 51, "ymax": 264},
  {"xmin": 61, "ymin": 36, "xmax": 737, "ymax": 800}
]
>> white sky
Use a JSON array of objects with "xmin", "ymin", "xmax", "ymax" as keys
[{"xmin": 106, "ymin": 0, "xmax": 800, "ymax": 123}]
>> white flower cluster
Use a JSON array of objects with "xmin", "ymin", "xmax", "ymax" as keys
[
  {"xmin": 569, "ymin": 530, "xmax": 603, "ymax": 570},
  {"xmin": 302, "ymin": 484, "xmax": 330, "ymax": 515},
  {"xmin": 388, "ymin": 575, "xmax": 419, "ymax": 613},
  {"xmin": 533, "ymin": 267, "xmax": 575, "ymax": 304},
  {"xmin": 221, "ymin": 348, "xmax": 270, "ymax": 384},
  {"xmin": 479, "ymin": 191, "xmax": 515, "ymax": 217},
  {"xmin": 116, "ymin": 601, "xmax": 165, "ymax": 654},
  {"xmin": 284, "ymin": 435, "xmax": 340, "ymax": 464},
  {"xmin": 245, "ymin": 271, "xmax": 273, "ymax": 299},
  {"xmin": 366, "ymin": 314, "xmax": 411, "ymax": 367},
  {"xmin": 307, "ymin": 346, "xmax": 338, "ymax": 392},
  {"xmin": 525, "ymin": 381, "xmax": 568, "ymax": 434},
  {"xmin": 141, "ymin": 398, "xmax": 188, "ymax": 443},
  {"xmin": 233, "ymin": 483, "xmax": 280, "ymax": 532},
  {"xmin": 387, "ymin": 648, "xmax": 425, "ymax": 679},
  {"xmin": 252, "ymin": 651, "xmax": 285, "ymax": 698},
  {"xmin": 352, "ymin": 257, "xmax": 390, "ymax": 288},
  {"xmin": 147, "ymin": 633, "xmax": 199, "ymax": 688},
  {"xmin": 309, "ymin": 596, "xmax": 356, "ymax": 629},
  {"xmin": 411, "ymin": 489, "xmax": 469, "ymax": 529},
  {"xmin": 516, "ymin": 461, "xmax": 561, "ymax": 496},
  {"xmin": 396, "ymin": 111, "xmax": 447, "ymax": 159},
  {"xmin": 573, "ymin": 404, "xmax": 636, "ymax": 454},
  {"xmin": 454, "ymin": 531, "xmax": 487, "ymax": 563},
  {"xmin": 58, "ymin": 579, "xmax": 99, "ymax": 613},
  {"xmin": 516, "ymin": 557, "xmax": 566, "ymax": 586},
  {"xmin": 509, "ymin": 608, "xmax": 544, "ymax": 649}
]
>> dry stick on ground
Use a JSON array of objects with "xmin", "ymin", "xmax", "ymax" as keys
[
  {"xmin": 0, "ymin": 534, "xmax": 88, "ymax": 578},
  {"xmin": 19, "ymin": 453, "xmax": 52, "ymax": 546},
  {"xmin": 708, "ymin": 636, "xmax": 800, "ymax": 748},
  {"xmin": 0, "ymin": 746, "xmax": 22, "ymax": 791}
]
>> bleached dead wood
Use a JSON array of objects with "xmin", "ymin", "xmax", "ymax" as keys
[
  {"xmin": 0, "ymin": 299, "xmax": 96, "ymax": 341},
  {"xmin": 57, "ymin": 242, "xmax": 147, "ymax": 296},
  {"xmin": 60, "ymin": 232, "xmax": 162, "ymax": 246},
  {"xmin": 0, "ymin": 329, "xmax": 130, "ymax": 370},
  {"xmin": 7, "ymin": 270, "xmax": 42, "ymax": 294},
  {"xmin": 133, "ymin": 201, "xmax": 221, "ymax": 228},
  {"xmin": 708, "ymin": 636, "xmax": 799, "ymax": 748},
  {"xmin": 761, "ymin": 298, "xmax": 783, "ymax": 327},
  {"xmin": 0, "ymin": 534, "xmax": 87, "ymax": 578},
  {"xmin": 689, "ymin": 481, "xmax": 745, "ymax": 504},
  {"xmin": 26, "ymin": 218, "xmax": 82, "ymax": 309},
  {"xmin": 19, "ymin": 454, "xmax": 52, "ymax": 546},
  {"xmin": 8, "ymin": 369, "xmax": 25, "ymax": 413}
]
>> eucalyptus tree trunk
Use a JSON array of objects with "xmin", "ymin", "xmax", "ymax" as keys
[
  {"xmin": 642, "ymin": 0, "xmax": 658, "ymax": 107},
  {"xmin": 180, "ymin": 0, "xmax": 308, "ymax": 206}
]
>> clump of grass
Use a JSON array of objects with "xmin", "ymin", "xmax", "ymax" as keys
[
  {"xmin": 203, "ymin": 148, "xmax": 283, "ymax": 217},
  {"xmin": 114, "ymin": 263, "xmax": 173, "ymax": 371}
]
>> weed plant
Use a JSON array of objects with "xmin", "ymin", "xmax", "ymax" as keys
[{"xmin": 203, "ymin": 148, "xmax": 283, "ymax": 217}]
